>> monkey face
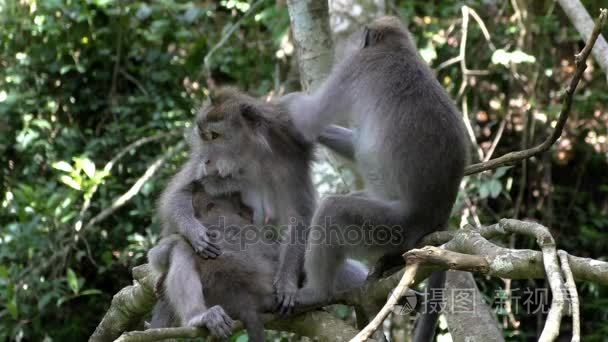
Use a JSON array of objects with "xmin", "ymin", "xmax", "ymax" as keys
[{"xmin": 193, "ymin": 89, "xmax": 273, "ymax": 180}]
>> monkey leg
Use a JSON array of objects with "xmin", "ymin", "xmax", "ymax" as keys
[
  {"xmin": 240, "ymin": 310, "xmax": 265, "ymax": 342},
  {"xmin": 412, "ymin": 271, "xmax": 445, "ymax": 342},
  {"xmin": 334, "ymin": 258, "xmax": 368, "ymax": 292},
  {"xmin": 164, "ymin": 239, "xmax": 206, "ymax": 325},
  {"xmin": 299, "ymin": 194, "xmax": 414, "ymax": 307},
  {"xmin": 366, "ymin": 252, "xmax": 406, "ymax": 282},
  {"xmin": 149, "ymin": 298, "xmax": 177, "ymax": 328}
]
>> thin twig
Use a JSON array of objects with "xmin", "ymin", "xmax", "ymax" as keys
[
  {"xmin": 467, "ymin": 7, "xmax": 497, "ymax": 51},
  {"xmin": 82, "ymin": 141, "xmax": 186, "ymax": 231},
  {"xmin": 203, "ymin": 0, "xmax": 265, "ymax": 75},
  {"xmin": 120, "ymin": 68, "xmax": 150, "ymax": 96},
  {"xmin": 350, "ymin": 263, "xmax": 420, "ymax": 342},
  {"xmin": 558, "ymin": 250, "xmax": 581, "ymax": 342},
  {"xmin": 464, "ymin": 9, "xmax": 607, "ymax": 175},
  {"xmin": 73, "ymin": 130, "xmax": 182, "ymax": 233},
  {"xmin": 483, "ymin": 118, "xmax": 507, "ymax": 161}
]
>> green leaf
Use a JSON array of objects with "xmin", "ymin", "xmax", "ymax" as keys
[
  {"xmin": 67, "ymin": 268, "xmax": 80, "ymax": 294},
  {"xmin": 52, "ymin": 161, "xmax": 74, "ymax": 173},
  {"xmin": 78, "ymin": 289, "xmax": 102, "ymax": 296},
  {"xmin": 7, "ymin": 296, "xmax": 18, "ymax": 319},
  {"xmin": 493, "ymin": 166, "xmax": 511, "ymax": 179},
  {"xmin": 479, "ymin": 183, "xmax": 490, "ymax": 199},
  {"xmin": 491, "ymin": 49, "xmax": 536, "ymax": 66},
  {"xmin": 80, "ymin": 159, "xmax": 96, "ymax": 179},
  {"xmin": 234, "ymin": 333, "xmax": 249, "ymax": 342},
  {"xmin": 60, "ymin": 65, "xmax": 73, "ymax": 74},
  {"xmin": 489, "ymin": 180, "xmax": 502, "ymax": 198},
  {"xmin": 60, "ymin": 175, "xmax": 82, "ymax": 190}
]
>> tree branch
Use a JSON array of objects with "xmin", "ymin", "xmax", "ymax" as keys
[
  {"xmin": 93, "ymin": 218, "xmax": 608, "ymax": 341},
  {"xmin": 558, "ymin": 250, "xmax": 581, "ymax": 342},
  {"xmin": 464, "ymin": 9, "xmax": 607, "ymax": 175}
]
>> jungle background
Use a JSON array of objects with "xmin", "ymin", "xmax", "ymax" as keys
[{"xmin": 1, "ymin": 0, "xmax": 607, "ymax": 341}]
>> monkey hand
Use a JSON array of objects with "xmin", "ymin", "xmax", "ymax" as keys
[
  {"xmin": 187, "ymin": 305, "xmax": 234, "ymax": 339},
  {"xmin": 273, "ymin": 272, "xmax": 298, "ymax": 316},
  {"xmin": 186, "ymin": 228, "xmax": 221, "ymax": 259}
]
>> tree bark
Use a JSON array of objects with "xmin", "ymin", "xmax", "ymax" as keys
[
  {"xmin": 556, "ymin": 0, "xmax": 608, "ymax": 79},
  {"xmin": 286, "ymin": 0, "xmax": 334, "ymax": 91},
  {"xmin": 443, "ymin": 271, "xmax": 504, "ymax": 342}
]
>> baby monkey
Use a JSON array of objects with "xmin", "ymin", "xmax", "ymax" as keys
[{"xmin": 149, "ymin": 185, "xmax": 274, "ymax": 340}]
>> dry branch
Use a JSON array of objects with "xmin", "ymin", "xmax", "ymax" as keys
[
  {"xmin": 350, "ymin": 263, "xmax": 419, "ymax": 341},
  {"xmin": 559, "ymin": 250, "xmax": 581, "ymax": 342}
]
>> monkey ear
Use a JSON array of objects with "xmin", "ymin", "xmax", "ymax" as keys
[
  {"xmin": 362, "ymin": 26, "xmax": 372, "ymax": 48},
  {"xmin": 240, "ymin": 104, "xmax": 272, "ymax": 153},
  {"xmin": 240, "ymin": 104, "xmax": 261, "ymax": 127}
]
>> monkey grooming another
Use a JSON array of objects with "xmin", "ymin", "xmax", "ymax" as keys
[
  {"xmin": 148, "ymin": 88, "xmax": 368, "ymax": 340},
  {"xmin": 283, "ymin": 16, "xmax": 469, "ymax": 336},
  {"xmin": 149, "ymin": 182, "xmax": 369, "ymax": 341}
]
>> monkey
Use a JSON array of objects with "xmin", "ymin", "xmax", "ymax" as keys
[
  {"xmin": 192, "ymin": 88, "xmax": 317, "ymax": 314},
  {"xmin": 148, "ymin": 182, "xmax": 369, "ymax": 341},
  {"xmin": 282, "ymin": 16, "xmax": 469, "ymax": 338}
]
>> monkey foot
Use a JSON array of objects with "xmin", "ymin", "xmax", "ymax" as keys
[{"xmin": 187, "ymin": 305, "xmax": 234, "ymax": 339}]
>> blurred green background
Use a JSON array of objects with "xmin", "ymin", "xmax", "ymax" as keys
[{"xmin": 0, "ymin": 0, "xmax": 607, "ymax": 341}]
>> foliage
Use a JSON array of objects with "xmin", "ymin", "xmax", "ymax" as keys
[
  {"xmin": 0, "ymin": 0, "xmax": 607, "ymax": 340},
  {"xmin": 0, "ymin": 0, "xmax": 287, "ymax": 340}
]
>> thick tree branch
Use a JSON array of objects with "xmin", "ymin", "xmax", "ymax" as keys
[
  {"xmin": 93, "ymin": 218, "xmax": 608, "ymax": 341},
  {"xmin": 464, "ymin": 9, "xmax": 607, "ymax": 175}
]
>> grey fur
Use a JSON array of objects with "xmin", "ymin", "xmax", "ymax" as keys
[
  {"xmin": 149, "ymin": 185, "xmax": 368, "ymax": 341},
  {"xmin": 193, "ymin": 88, "xmax": 317, "ymax": 314},
  {"xmin": 284, "ymin": 16, "xmax": 469, "ymax": 328}
]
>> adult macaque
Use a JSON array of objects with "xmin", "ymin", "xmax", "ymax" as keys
[
  {"xmin": 284, "ymin": 16, "xmax": 469, "ymax": 339},
  {"xmin": 193, "ymin": 88, "xmax": 317, "ymax": 314}
]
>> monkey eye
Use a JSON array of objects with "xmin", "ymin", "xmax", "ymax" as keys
[
  {"xmin": 210, "ymin": 131, "xmax": 222, "ymax": 140},
  {"xmin": 199, "ymin": 129, "xmax": 212, "ymax": 141}
]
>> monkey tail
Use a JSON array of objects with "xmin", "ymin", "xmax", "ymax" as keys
[{"xmin": 412, "ymin": 270, "xmax": 445, "ymax": 342}]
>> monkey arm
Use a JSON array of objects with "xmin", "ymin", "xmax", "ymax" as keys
[
  {"xmin": 318, "ymin": 125, "xmax": 355, "ymax": 160},
  {"xmin": 282, "ymin": 68, "xmax": 353, "ymax": 142},
  {"xmin": 159, "ymin": 160, "xmax": 221, "ymax": 259},
  {"xmin": 273, "ymin": 189, "xmax": 313, "ymax": 315}
]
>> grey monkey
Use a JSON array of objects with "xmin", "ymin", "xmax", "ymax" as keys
[
  {"xmin": 194, "ymin": 88, "xmax": 317, "ymax": 314},
  {"xmin": 283, "ymin": 15, "xmax": 469, "ymax": 337},
  {"xmin": 157, "ymin": 127, "xmax": 229, "ymax": 259},
  {"xmin": 149, "ymin": 184, "xmax": 369, "ymax": 341}
]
